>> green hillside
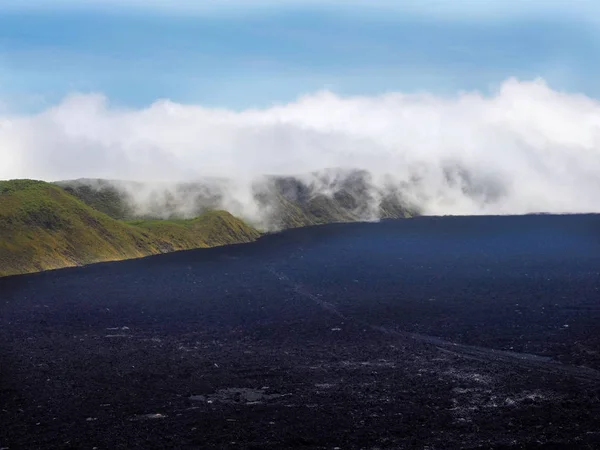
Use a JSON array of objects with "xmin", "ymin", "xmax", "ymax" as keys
[
  {"xmin": 0, "ymin": 180, "xmax": 260, "ymax": 277},
  {"xmin": 59, "ymin": 179, "xmax": 134, "ymax": 220},
  {"xmin": 59, "ymin": 173, "xmax": 417, "ymax": 231}
]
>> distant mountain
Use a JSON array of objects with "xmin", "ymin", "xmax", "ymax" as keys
[
  {"xmin": 0, "ymin": 180, "xmax": 259, "ymax": 277},
  {"xmin": 57, "ymin": 169, "xmax": 417, "ymax": 231},
  {"xmin": 259, "ymin": 171, "xmax": 416, "ymax": 229},
  {"xmin": 0, "ymin": 171, "xmax": 415, "ymax": 276}
]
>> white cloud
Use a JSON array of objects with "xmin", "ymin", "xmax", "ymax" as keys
[{"xmin": 1, "ymin": 78, "xmax": 600, "ymax": 217}]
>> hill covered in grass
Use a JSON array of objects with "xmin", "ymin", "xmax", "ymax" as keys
[
  {"xmin": 0, "ymin": 180, "xmax": 260, "ymax": 277},
  {"xmin": 1, "ymin": 171, "xmax": 415, "ymax": 277},
  {"xmin": 58, "ymin": 170, "xmax": 416, "ymax": 230}
]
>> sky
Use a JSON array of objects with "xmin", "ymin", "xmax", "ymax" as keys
[
  {"xmin": 1, "ymin": 0, "xmax": 600, "ymax": 216},
  {"xmin": 1, "ymin": 0, "xmax": 599, "ymax": 110}
]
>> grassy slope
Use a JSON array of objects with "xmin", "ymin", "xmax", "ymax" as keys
[
  {"xmin": 0, "ymin": 180, "xmax": 260, "ymax": 277},
  {"xmin": 128, "ymin": 211, "xmax": 261, "ymax": 249},
  {"xmin": 60, "ymin": 180, "xmax": 134, "ymax": 220},
  {"xmin": 60, "ymin": 178, "xmax": 415, "ymax": 231}
]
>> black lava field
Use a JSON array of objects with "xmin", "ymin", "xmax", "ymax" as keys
[{"xmin": 2, "ymin": 214, "xmax": 600, "ymax": 449}]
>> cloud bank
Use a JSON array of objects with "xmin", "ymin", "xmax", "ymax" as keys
[{"xmin": 2, "ymin": 78, "xmax": 600, "ymax": 218}]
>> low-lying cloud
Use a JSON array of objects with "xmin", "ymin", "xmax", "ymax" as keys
[{"xmin": 2, "ymin": 77, "xmax": 600, "ymax": 219}]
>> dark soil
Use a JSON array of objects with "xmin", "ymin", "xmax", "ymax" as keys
[{"xmin": 2, "ymin": 215, "xmax": 600, "ymax": 449}]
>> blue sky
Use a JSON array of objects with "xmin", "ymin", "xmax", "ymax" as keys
[{"xmin": 0, "ymin": 0, "xmax": 599, "ymax": 111}]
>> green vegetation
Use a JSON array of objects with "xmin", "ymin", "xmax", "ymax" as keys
[
  {"xmin": 58, "ymin": 175, "xmax": 416, "ymax": 231},
  {"xmin": 0, "ymin": 174, "xmax": 415, "ymax": 277},
  {"xmin": 128, "ymin": 211, "xmax": 261, "ymax": 249},
  {"xmin": 59, "ymin": 179, "xmax": 134, "ymax": 219},
  {"xmin": 0, "ymin": 180, "xmax": 260, "ymax": 277}
]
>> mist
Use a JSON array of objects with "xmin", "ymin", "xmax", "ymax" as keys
[{"xmin": 2, "ymin": 77, "xmax": 600, "ymax": 226}]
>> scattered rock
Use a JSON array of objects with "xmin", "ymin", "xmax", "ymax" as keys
[
  {"xmin": 130, "ymin": 413, "xmax": 166, "ymax": 421},
  {"xmin": 189, "ymin": 388, "xmax": 289, "ymax": 405}
]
